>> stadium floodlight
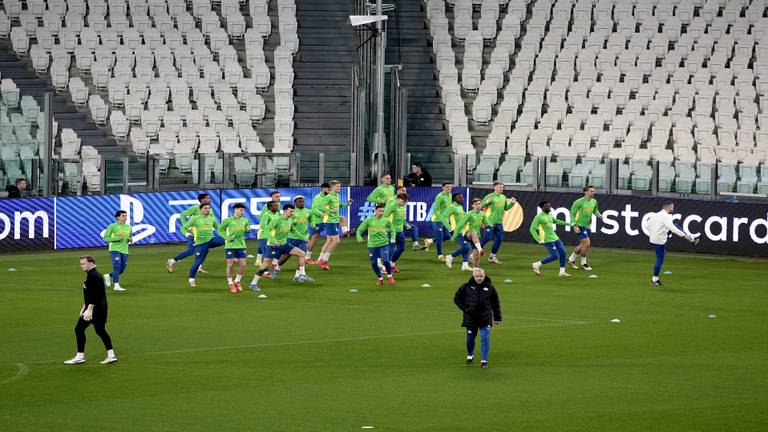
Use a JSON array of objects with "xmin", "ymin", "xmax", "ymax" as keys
[{"xmin": 347, "ymin": 15, "xmax": 388, "ymax": 27}]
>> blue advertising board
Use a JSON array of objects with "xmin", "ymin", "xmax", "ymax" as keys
[{"xmin": 0, "ymin": 197, "xmax": 55, "ymax": 252}]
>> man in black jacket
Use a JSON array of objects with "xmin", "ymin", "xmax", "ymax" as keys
[
  {"xmin": 5, "ymin": 178, "xmax": 27, "ymax": 198},
  {"xmin": 453, "ymin": 268, "xmax": 501, "ymax": 368},
  {"xmin": 64, "ymin": 256, "xmax": 117, "ymax": 365}
]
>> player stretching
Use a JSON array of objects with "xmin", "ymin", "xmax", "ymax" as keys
[
  {"xmin": 102, "ymin": 210, "xmax": 131, "ymax": 292},
  {"xmin": 167, "ymin": 193, "xmax": 211, "ymax": 274},
  {"xmin": 356, "ymin": 204, "xmax": 396, "ymax": 286},
  {"xmin": 568, "ymin": 185, "xmax": 603, "ymax": 271},
  {"xmin": 314, "ymin": 180, "xmax": 352, "ymax": 270},
  {"xmin": 219, "ymin": 203, "xmax": 252, "ymax": 293},
  {"xmin": 250, "ymin": 204, "xmax": 314, "ymax": 291},
  {"xmin": 429, "ymin": 181, "xmax": 454, "ymax": 261},
  {"xmin": 642, "ymin": 201, "xmax": 695, "ymax": 286},
  {"xmin": 255, "ymin": 191, "xmax": 281, "ymax": 265},
  {"xmin": 383, "ymin": 192, "xmax": 409, "ymax": 273},
  {"xmin": 394, "ymin": 185, "xmax": 428, "ymax": 251},
  {"xmin": 530, "ymin": 201, "xmax": 574, "ymax": 277},
  {"xmin": 449, "ymin": 198, "xmax": 489, "ymax": 270},
  {"xmin": 442, "ymin": 193, "xmax": 471, "ymax": 271},
  {"xmin": 306, "ymin": 182, "xmax": 330, "ymax": 264},
  {"xmin": 480, "ymin": 181, "xmax": 516, "ymax": 264},
  {"xmin": 273, "ymin": 196, "xmax": 312, "ymax": 277},
  {"xmin": 186, "ymin": 203, "xmax": 225, "ymax": 287}
]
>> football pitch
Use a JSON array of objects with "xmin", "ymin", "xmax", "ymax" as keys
[{"xmin": 1, "ymin": 240, "xmax": 767, "ymax": 431}]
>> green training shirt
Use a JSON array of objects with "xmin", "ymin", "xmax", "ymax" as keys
[
  {"xmin": 266, "ymin": 216, "xmax": 294, "ymax": 246},
  {"xmin": 530, "ymin": 211, "xmax": 572, "ymax": 243},
  {"xmin": 319, "ymin": 192, "xmax": 348, "ymax": 224},
  {"xmin": 440, "ymin": 202, "xmax": 465, "ymax": 233},
  {"xmin": 451, "ymin": 210, "xmax": 490, "ymax": 241},
  {"xmin": 383, "ymin": 199, "xmax": 406, "ymax": 233},
  {"xmin": 257, "ymin": 208, "xmax": 280, "ymax": 240},
  {"xmin": 430, "ymin": 191, "xmax": 453, "ymax": 225},
  {"xmin": 356, "ymin": 215, "xmax": 396, "ymax": 248},
  {"xmin": 219, "ymin": 215, "xmax": 252, "ymax": 249},
  {"xmin": 570, "ymin": 197, "xmax": 601, "ymax": 228},
  {"xmin": 309, "ymin": 192, "xmax": 328, "ymax": 225},
  {"xmin": 102, "ymin": 222, "xmax": 132, "ymax": 254},
  {"xmin": 289, "ymin": 207, "xmax": 312, "ymax": 241},
  {"xmin": 481, "ymin": 192, "xmax": 515, "ymax": 224},
  {"xmin": 180, "ymin": 204, "xmax": 201, "ymax": 232},
  {"xmin": 367, "ymin": 184, "xmax": 395, "ymax": 205},
  {"xmin": 187, "ymin": 213, "xmax": 220, "ymax": 246}
]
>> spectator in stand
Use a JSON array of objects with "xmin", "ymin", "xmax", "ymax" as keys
[
  {"xmin": 405, "ymin": 163, "xmax": 432, "ymax": 187},
  {"xmin": 5, "ymin": 178, "xmax": 27, "ymax": 199}
]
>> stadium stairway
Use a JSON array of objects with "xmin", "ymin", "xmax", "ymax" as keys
[
  {"xmin": 386, "ymin": 1, "xmax": 452, "ymax": 182},
  {"xmin": 0, "ymin": 44, "xmax": 123, "ymax": 157},
  {"xmin": 293, "ymin": 0, "xmax": 354, "ymax": 155}
]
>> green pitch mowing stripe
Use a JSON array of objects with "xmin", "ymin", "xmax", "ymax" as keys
[{"xmin": 0, "ymin": 241, "xmax": 767, "ymax": 431}]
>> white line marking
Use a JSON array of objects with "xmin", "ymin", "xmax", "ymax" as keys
[
  {"xmin": 0, "ymin": 363, "xmax": 29, "ymax": 386},
  {"xmin": 25, "ymin": 321, "xmax": 591, "ymax": 365}
]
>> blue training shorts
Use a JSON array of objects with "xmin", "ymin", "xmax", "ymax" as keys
[
  {"xmin": 576, "ymin": 226, "xmax": 591, "ymax": 240},
  {"xmin": 287, "ymin": 238, "xmax": 308, "ymax": 252},
  {"xmin": 226, "ymin": 249, "xmax": 247, "ymax": 259},
  {"xmin": 323, "ymin": 222, "xmax": 340, "ymax": 236},
  {"xmin": 266, "ymin": 244, "xmax": 294, "ymax": 259}
]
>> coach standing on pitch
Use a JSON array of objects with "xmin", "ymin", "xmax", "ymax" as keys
[
  {"xmin": 453, "ymin": 268, "xmax": 501, "ymax": 368},
  {"xmin": 64, "ymin": 256, "xmax": 117, "ymax": 365}
]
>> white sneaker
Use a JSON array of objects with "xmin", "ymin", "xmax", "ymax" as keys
[
  {"xmin": 188, "ymin": 278, "xmax": 196, "ymax": 287},
  {"xmin": 103, "ymin": 273, "xmax": 112, "ymax": 287},
  {"xmin": 64, "ymin": 356, "xmax": 85, "ymax": 365},
  {"xmin": 559, "ymin": 272, "xmax": 572, "ymax": 277},
  {"xmin": 197, "ymin": 267, "xmax": 208, "ymax": 274},
  {"xmin": 113, "ymin": 284, "xmax": 126, "ymax": 292},
  {"xmin": 100, "ymin": 355, "xmax": 118, "ymax": 365},
  {"xmin": 166, "ymin": 259, "xmax": 174, "ymax": 273},
  {"xmin": 567, "ymin": 259, "xmax": 579, "ymax": 270},
  {"xmin": 438, "ymin": 255, "xmax": 446, "ymax": 262},
  {"xmin": 532, "ymin": 262, "xmax": 542, "ymax": 276},
  {"xmin": 461, "ymin": 263, "xmax": 472, "ymax": 271},
  {"xmin": 445, "ymin": 255, "xmax": 453, "ymax": 269},
  {"xmin": 488, "ymin": 256, "xmax": 502, "ymax": 264}
]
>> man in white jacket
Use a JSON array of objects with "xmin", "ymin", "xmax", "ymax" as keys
[{"xmin": 643, "ymin": 201, "xmax": 695, "ymax": 286}]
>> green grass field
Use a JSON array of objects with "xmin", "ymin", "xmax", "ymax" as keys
[{"xmin": 1, "ymin": 240, "xmax": 767, "ymax": 431}]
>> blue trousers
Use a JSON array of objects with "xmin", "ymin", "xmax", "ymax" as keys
[
  {"xmin": 173, "ymin": 236, "xmax": 196, "ymax": 261},
  {"xmin": 541, "ymin": 240, "xmax": 567, "ymax": 267},
  {"xmin": 189, "ymin": 237, "xmax": 225, "ymax": 278},
  {"xmin": 109, "ymin": 251, "xmax": 128, "ymax": 283},
  {"xmin": 652, "ymin": 243, "xmax": 666, "ymax": 277},
  {"xmin": 257, "ymin": 239, "xmax": 268, "ymax": 255},
  {"xmin": 481, "ymin": 223, "xmax": 504, "ymax": 254},
  {"xmin": 390, "ymin": 231, "xmax": 406, "ymax": 263},
  {"xmin": 405, "ymin": 224, "xmax": 419, "ymax": 243},
  {"xmin": 368, "ymin": 246, "xmax": 392, "ymax": 278},
  {"xmin": 432, "ymin": 221, "xmax": 451, "ymax": 255},
  {"xmin": 450, "ymin": 235, "xmax": 471, "ymax": 262},
  {"xmin": 466, "ymin": 325, "xmax": 490, "ymax": 361}
]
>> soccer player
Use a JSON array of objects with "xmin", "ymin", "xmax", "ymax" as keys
[
  {"xmin": 480, "ymin": 181, "xmax": 517, "ymax": 264},
  {"xmin": 306, "ymin": 182, "xmax": 331, "ymax": 264},
  {"xmin": 255, "ymin": 191, "xmax": 282, "ymax": 265},
  {"xmin": 250, "ymin": 204, "xmax": 314, "ymax": 291},
  {"xmin": 367, "ymin": 173, "xmax": 395, "ymax": 205},
  {"xmin": 356, "ymin": 204, "xmax": 396, "ymax": 286},
  {"xmin": 64, "ymin": 256, "xmax": 117, "ymax": 365},
  {"xmin": 186, "ymin": 203, "xmax": 225, "ymax": 287},
  {"xmin": 102, "ymin": 210, "xmax": 132, "ymax": 292},
  {"xmin": 568, "ymin": 185, "xmax": 604, "ymax": 271},
  {"xmin": 394, "ymin": 185, "xmax": 429, "ymax": 251},
  {"xmin": 314, "ymin": 180, "xmax": 352, "ymax": 270},
  {"xmin": 219, "ymin": 203, "xmax": 252, "ymax": 293},
  {"xmin": 449, "ymin": 198, "xmax": 489, "ymax": 270},
  {"xmin": 429, "ymin": 181, "xmax": 454, "ymax": 261},
  {"xmin": 274, "ymin": 195, "xmax": 312, "ymax": 276},
  {"xmin": 442, "ymin": 193, "xmax": 471, "ymax": 271},
  {"xmin": 167, "ymin": 193, "xmax": 211, "ymax": 273},
  {"xmin": 383, "ymin": 192, "xmax": 409, "ymax": 273},
  {"xmin": 453, "ymin": 268, "xmax": 501, "ymax": 368},
  {"xmin": 530, "ymin": 201, "xmax": 575, "ymax": 277},
  {"xmin": 642, "ymin": 201, "xmax": 695, "ymax": 286}
]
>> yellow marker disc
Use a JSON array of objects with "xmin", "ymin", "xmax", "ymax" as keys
[{"xmin": 503, "ymin": 202, "xmax": 524, "ymax": 232}]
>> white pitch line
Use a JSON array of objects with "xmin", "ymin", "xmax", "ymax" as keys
[
  {"xmin": 24, "ymin": 321, "xmax": 591, "ymax": 366},
  {"xmin": 0, "ymin": 363, "xmax": 29, "ymax": 386}
]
